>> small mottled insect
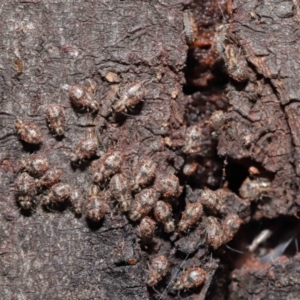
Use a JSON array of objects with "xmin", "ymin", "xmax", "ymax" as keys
[
  {"xmin": 178, "ymin": 202, "xmax": 203, "ymax": 233},
  {"xmin": 222, "ymin": 213, "xmax": 242, "ymax": 244},
  {"xmin": 45, "ymin": 104, "xmax": 65, "ymax": 136},
  {"xmin": 92, "ymin": 151, "xmax": 123, "ymax": 184},
  {"xmin": 138, "ymin": 216, "xmax": 156, "ymax": 241},
  {"xmin": 42, "ymin": 183, "xmax": 71, "ymax": 206},
  {"xmin": 15, "ymin": 173, "xmax": 36, "ymax": 209},
  {"xmin": 209, "ymin": 110, "xmax": 225, "ymax": 137},
  {"xmin": 147, "ymin": 255, "xmax": 169, "ymax": 286},
  {"xmin": 37, "ymin": 169, "xmax": 62, "ymax": 188},
  {"xmin": 85, "ymin": 185, "xmax": 107, "ymax": 222},
  {"xmin": 156, "ymin": 173, "xmax": 182, "ymax": 199},
  {"xmin": 130, "ymin": 158, "xmax": 157, "ymax": 191},
  {"xmin": 113, "ymin": 81, "xmax": 146, "ymax": 113},
  {"xmin": 110, "ymin": 173, "xmax": 131, "ymax": 212},
  {"xmin": 15, "ymin": 119, "xmax": 43, "ymax": 145},
  {"xmin": 68, "ymin": 84, "xmax": 99, "ymax": 112},
  {"xmin": 183, "ymin": 10, "xmax": 198, "ymax": 45},
  {"xmin": 182, "ymin": 125, "xmax": 203, "ymax": 154},
  {"xmin": 239, "ymin": 177, "xmax": 271, "ymax": 200},
  {"xmin": 153, "ymin": 201, "xmax": 175, "ymax": 233},
  {"xmin": 201, "ymin": 189, "xmax": 225, "ymax": 214},
  {"xmin": 15, "ymin": 172, "xmax": 36, "ymax": 197},
  {"xmin": 69, "ymin": 189, "xmax": 83, "ymax": 215},
  {"xmin": 225, "ymin": 45, "xmax": 249, "ymax": 82},
  {"xmin": 70, "ymin": 136, "xmax": 98, "ymax": 164},
  {"xmin": 129, "ymin": 188, "xmax": 159, "ymax": 221},
  {"xmin": 174, "ymin": 267, "xmax": 206, "ymax": 290},
  {"xmin": 206, "ymin": 216, "xmax": 224, "ymax": 249},
  {"xmin": 20, "ymin": 154, "xmax": 49, "ymax": 178},
  {"xmin": 183, "ymin": 161, "xmax": 198, "ymax": 177}
]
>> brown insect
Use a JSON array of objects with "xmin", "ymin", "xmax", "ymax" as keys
[
  {"xmin": 156, "ymin": 172, "xmax": 182, "ymax": 199},
  {"xmin": 201, "ymin": 189, "xmax": 225, "ymax": 215},
  {"xmin": 113, "ymin": 81, "xmax": 145, "ymax": 113},
  {"xmin": 69, "ymin": 84, "xmax": 99, "ymax": 112},
  {"xmin": 239, "ymin": 177, "xmax": 271, "ymax": 200},
  {"xmin": 70, "ymin": 136, "xmax": 98, "ymax": 164},
  {"xmin": 69, "ymin": 189, "xmax": 83, "ymax": 215},
  {"xmin": 129, "ymin": 188, "xmax": 159, "ymax": 221},
  {"xmin": 42, "ymin": 183, "xmax": 71, "ymax": 206},
  {"xmin": 153, "ymin": 201, "xmax": 175, "ymax": 233},
  {"xmin": 130, "ymin": 158, "xmax": 157, "ymax": 191},
  {"xmin": 178, "ymin": 202, "xmax": 203, "ymax": 233},
  {"xmin": 174, "ymin": 267, "xmax": 206, "ymax": 290},
  {"xmin": 147, "ymin": 255, "xmax": 169, "ymax": 286},
  {"xmin": 92, "ymin": 151, "xmax": 123, "ymax": 184},
  {"xmin": 206, "ymin": 216, "xmax": 224, "ymax": 249},
  {"xmin": 20, "ymin": 154, "xmax": 49, "ymax": 178},
  {"xmin": 15, "ymin": 119, "xmax": 43, "ymax": 145},
  {"xmin": 85, "ymin": 185, "xmax": 107, "ymax": 222},
  {"xmin": 222, "ymin": 213, "xmax": 242, "ymax": 244},
  {"xmin": 183, "ymin": 161, "xmax": 199, "ymax": 177},
  {"xmin": 138, "ymin": 216, "xmax": 156, "ymax": 241},
  {"xmin": 37, "ymin": 169, "xmax": 62, "ymax": 189},
  {"xmin": 15, "ymin": 172, "xmax": 36, "ymax": 209},
  {"xmin": 109, "ymin": 173, "xmax": 131, "ymax": 212},
  {"xmin": 182, "ymin": 125, "xmax": 203, "ymax": 155},
  {"xmin": 45, "ymin": 104, "xmax": 65, "ymax": 136},
  {"xmin": 183, "ymin": 10, "xmax": 198, "ymax": 45},
  {"xmin": 225, "ymin": 45, "xmax": 249, "ymax": 82}
]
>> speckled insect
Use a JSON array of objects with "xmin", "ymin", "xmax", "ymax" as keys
[
  {"xmin": 70, "ymin": 136, "xmax": 98, "ymax": 164},
  {"xmin": 239, "ymin": 177, "xmax": 271, "ymax": 200},
  {"xmin": 182, "ymin": 125, "xmax": 203, "ymax": 154},
  {"xmin": 37, "ymin": 169, "xmax": 62, "ymax": 189},
  {"xmin": 225, "ymin": 45, "xmax": 249, "ymax": 82},
  {"xmin": 130, "ymin": 158, "xmax": 157, "ymax": 191},
  {"xmin": 129, "ymin": 188, "xmax": 159, "ymax": 221},
  {"xmin": 69, "ymin": 189, "xmax": 83, "ymax": 216},
  {"xmin": 147, "ymin": 255, "xmax": 169, "ymax": 286},
  {"xmin": 183, "ymin": 161, "xmax": 198, "ymax": 177},
  {"xmin": 138, "ymin": 216, "xmax": 156, "ymax": 242},
  {"xmin": 20, "ymin": 154, "xmax": 49, "ymax": 178},
  {"xmin": 109, "ymin": 173, "xmax": 131, "ymax": 212},
  {"xmin": 15, "ymin": 172, "xmax": 36, "ymax": 209},
  {"xmin": 206, "ymin": 216, "xmax": 224, "ymax": 249},
  {"xmin": 45, "ymin": 104, "xmax": 65, "ymax": 136},
  {"xmin": 68, "ymin": 84, "xmax": 99, "ymax": 112},
  {"xmin": 153, "ymin": 201, "xmax": 175, "ymax": 233},
  {"xmin": 183, "ymin": 10, "xmax": 198, "ymax": 45},
  {"xmin": 174, "ymin": 267, "xmax": 206, "ymax": 290},
  {"xmin": 201, "ymin": 188, "xmax": 225, "ymax": 215},
  {"xmin": 42, "ymin": 183, "xmax": 71, "ymax": 206},
  {"xmin": 156, "ymin": 172, "xmax": 182, "ymax": 199},
  {"xmin": 178, "ymin": 202, "xmax": 203, "ymax": 233},
  {"xmin": 15, "ymin": 119, "xmax": 43, "ymax": 145},
  {"xmin": 85, "ymin": 185, "xmax": 107, "ymax": 222},
  {"xmin": 222, "ymin": 213, "xmax": 242, "ymax": 244},
  {"xmin": 113, "ymin": 81, "xmax": 146, "ymax": 113},
  {"xmin": 92, "ymin": 151, "xmax": 123, "ymax": 184}
]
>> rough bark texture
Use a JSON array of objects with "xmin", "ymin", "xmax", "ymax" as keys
[
  {"xmin": 0, "ymin": 1, "xmax": 187, "ymax": 299},
  {"xmin": 2, "ymin": 0, "xmax": 300, "ymax": 299}
]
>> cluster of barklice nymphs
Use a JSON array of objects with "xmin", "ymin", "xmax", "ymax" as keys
[{"xmin": 14, "ymin": 79, "xmax": 149, "ymax": 215}]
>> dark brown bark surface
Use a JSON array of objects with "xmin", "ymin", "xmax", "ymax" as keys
[
  {"xmin": 2, "ymin": 0, "xmax": 300, "ymax": 299},
  {"xmin": 0, "ymin": 1, "xmax": 188, "ymax": 299}
]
